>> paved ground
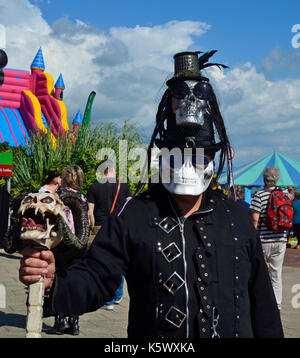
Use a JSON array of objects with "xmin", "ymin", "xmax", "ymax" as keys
[{"xmin": 0, "ymin": 247, "xmax": 300, "ymax": 338}]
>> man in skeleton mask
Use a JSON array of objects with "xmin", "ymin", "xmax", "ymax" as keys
[{"xmin": 19, "ymin": 51, "xmax": 283, "ymax": 338}]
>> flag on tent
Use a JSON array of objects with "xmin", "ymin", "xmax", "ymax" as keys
[{"xmin": 219, "ymin": 152, "xmax": 300, "ymax": 187}]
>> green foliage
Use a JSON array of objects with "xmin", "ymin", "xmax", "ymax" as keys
[{"xmin": 7, "ymin": 122, "xmax": 146, "ymax": 198}]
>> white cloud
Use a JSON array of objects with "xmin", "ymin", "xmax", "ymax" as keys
[
  {"xmin": 261, "ymin": 46, "xmax": 300, "ymax": 79},
  {"xmin": 1, "ymin": 0, "xmax": 300, "ymax": 167},
  {"xmin": 0, "ymin": 0, "xmax": 210, "ymax": 128},
  {"xmin": 207, "ymin": 62, "xmax": 300, "ymax": 166},
  {"xmin": 109, "ymin": 21, "xmax": 210, "ymax": 70}
]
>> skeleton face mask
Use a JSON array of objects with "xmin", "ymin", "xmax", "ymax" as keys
[
  {"xmin": 18, "ymin": 193, "xmax": 68, "ymax": 249},
  {"xmin": 170, "ymin": 80, "xmax": 211, "ymax": 125},
  {"xmin": 160, "ymin": 150, "xmax": 215, "ymax": 196}
]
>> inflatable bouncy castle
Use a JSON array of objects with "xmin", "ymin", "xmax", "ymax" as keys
[{"xmin": 0, "ymin": 48, "xmax": 92, "ymax": 147}]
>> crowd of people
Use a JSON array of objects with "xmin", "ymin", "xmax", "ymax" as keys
[
  {"xmin": 16, "ymin": 159, "xmax": 298, "ymax": 337},
  {"xmin": 35, "ymin": 160, "xmax": 132, "ymax": 335}
]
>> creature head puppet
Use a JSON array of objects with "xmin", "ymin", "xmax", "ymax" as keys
[
  {"xmin": 3, "ymin": 188, "xmax": 89, "ymax": 254},
  {"xmin": 137, "ymin": 50, "xmax": 232, "ymax": 196},
  {"xmin": 18, "ymin": 192, "xmax": 67, "ymax": 249}
]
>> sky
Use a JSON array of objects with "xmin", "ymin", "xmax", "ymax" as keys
[{"xmin": 0, "ymin": 0, "xmax": 300, "ymax": 167}]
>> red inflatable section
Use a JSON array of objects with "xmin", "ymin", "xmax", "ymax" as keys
[
  {"xmin": 19, "ymin": 92, "xmax": 38, "ymax": 134},
  {"xmin": 31, "ymin": 70, "xmax": 66, "ymax": 137}
]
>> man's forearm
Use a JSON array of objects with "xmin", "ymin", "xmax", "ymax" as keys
[
  {"xmin": 251, "ymin": 212, "xmax": 260, "ymax": 229},
  {"xmin": 89, "ymin": 213, "xmax": 95, "ymax": 227}
]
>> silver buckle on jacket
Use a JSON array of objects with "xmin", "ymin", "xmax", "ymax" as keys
[
  {"xmin": 163, "ymin": 272, "xmax": 185, "ymax": 295},
  {"xmin": 157, "ymin": 216, "xmax": 179, "ymax": 234},
  {"xmin": 164, "ymin": 306, "xmax": 187, "ymax": 328},
  {"xmin": 161, "ymin": 242, "xmax": 182, "ymax": 263}
]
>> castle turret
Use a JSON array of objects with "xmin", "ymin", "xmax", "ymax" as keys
[
  {"xmin": 31, "ymin": 47, "xmax": 45, "ymax": 72},
  {"xmin": 72, "ymin": 109, "xmax": 83, "ymax": 134},
  {"xmin": 30, "ymin": 47, "xmax": 45, "ymax": 94},
  {"xmin": 54, "ymin": 73, "xmax": 65, "ymax": 100}
]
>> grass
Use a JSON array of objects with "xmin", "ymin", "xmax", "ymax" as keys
[{"xmin": 10, "ymin": 121, "xmax": 146, "ymax": 197}]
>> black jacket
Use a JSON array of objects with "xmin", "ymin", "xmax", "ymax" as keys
[{"xmin": 44, "ymin": 185, "xmax": 283, "ymax": 338}]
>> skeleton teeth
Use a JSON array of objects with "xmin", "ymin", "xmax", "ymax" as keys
[{"xmin": 35, "ymin": 207, "xmax": 39, "ymax": 216}]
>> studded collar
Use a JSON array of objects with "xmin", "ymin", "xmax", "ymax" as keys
[{"xmin": 166, "ymin": 187, "xmax": 216, "ymax": 223}]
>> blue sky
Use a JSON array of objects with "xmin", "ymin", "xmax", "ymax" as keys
[
  {"xmin": 36, "ymin": 0, "xmax": 299, "ymax": 76},
  {"xmin": 1, "ymin": 0, "xmax": 300, "ymax": 167}
]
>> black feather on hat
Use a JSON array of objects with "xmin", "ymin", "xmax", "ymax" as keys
[{"xmin": 166, "ymin": 50, "xmax": 229, "ymax": 86}]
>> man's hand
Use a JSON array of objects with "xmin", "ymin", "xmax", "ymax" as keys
[{"xmin": 19, "ymin": 248, "xmax": 56, "ymax": 293}]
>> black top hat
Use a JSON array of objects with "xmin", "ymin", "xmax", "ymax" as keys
[
  {"xmin": 166, "ymin": 50, "xmax": 228, "ymax": 87},
  {"xmin": 166, "ymin": 51, "xmax": 207, "ymax": 86},
  {"xmin": 155, "ymin": 50, "xmax": 229, "ymax": 153}
]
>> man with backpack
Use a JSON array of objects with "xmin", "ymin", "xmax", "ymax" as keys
[{"xmin": 250, "ymin": 167, "xmax": 292, "ymax": 310}]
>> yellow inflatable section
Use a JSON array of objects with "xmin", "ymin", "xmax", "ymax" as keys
[
  {"xmin": 56, "ymin": 100, "xmax": 69, "ymax": 132},
  {"xmin": 44, "ymin": 73, "xmax": 54, "ymax": 95}
]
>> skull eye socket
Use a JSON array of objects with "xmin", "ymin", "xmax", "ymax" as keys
[
  {"xmin": 23, "ymin": 196, "xmax": 32, "ymax": 203},
  {"xmin": 193, "ymin": 82, "xmax": 212, "ymax": 100},
  {"xmin": 170, "ymin": 82, "xmax": 189, "ymax": 99},
  {"xmin": 170, "ymin": 81, "xmax": 212, "ymax": 100},
  {"xmin": 41, "ymin": 196, "xmax": 54, "ymax": 204}
]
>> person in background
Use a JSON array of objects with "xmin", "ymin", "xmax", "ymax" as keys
[
  {"xmin": 39, "ymin": 171, "xmax": 61, "ymax": 193},
  {"xmin": 87, "ymin": 159, "xmax": 132, "ymax": 230},
  {"xmin": 229, "ymin": 185, "xmax": 251, "ymax": 215},
  {"xmin": 291, "ymin": 192, "xmax": 300, "ymax": 249},
  {"xmin": 86, "ymin": 159, "xmax": 132, "ymax": 310},
  {"xmin": 47, "ymin": 164, "xmax": 88, "ymax": 335},
  {"xmin": 250, "ymin": 167, "xmax": 287, "ymax": 310}
]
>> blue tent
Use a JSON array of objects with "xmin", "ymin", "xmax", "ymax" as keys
[{"xmin": 219, "ymin": 152, "xmax": 300, "ymax": 188}]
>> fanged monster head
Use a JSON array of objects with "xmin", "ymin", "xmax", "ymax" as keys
[{"xmin": 17, "ymin": 193, "xmax": 68, "ymax": 249}]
